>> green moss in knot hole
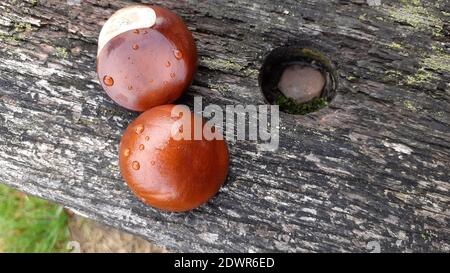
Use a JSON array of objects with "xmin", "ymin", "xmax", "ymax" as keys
[{"xmin": 276, "ymin": 96, "xmax": 328, "ymax": 115}]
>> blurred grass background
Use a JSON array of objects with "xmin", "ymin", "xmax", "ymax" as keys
[
  {"xmin": 0, "ymin": 183, "xmax": 166, "ymax": 253},
  {"xmin": 0, "ymin": 184, "xmax": 70, "ymax": 253}
]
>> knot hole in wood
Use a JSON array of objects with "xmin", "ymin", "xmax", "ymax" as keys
[{"xmin": 259, "ymin": 44, "xmax": 339, "ymax": 115}]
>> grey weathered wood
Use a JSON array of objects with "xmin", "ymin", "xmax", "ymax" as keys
[{"xmin": 0, "ymin": 0, "xmax": 449, "ymax": 252}]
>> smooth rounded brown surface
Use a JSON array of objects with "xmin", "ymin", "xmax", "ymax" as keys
[
  {"xmin": 97, "ymin": 5, "xmax": 198, "ymax": 111},
  {"xmin": 277, "ymin": 65, "xmax": 326, "ymax": 104},
  {"xmin": 119, "ymin": 105, "xmax": 229, "ymax": 212}
]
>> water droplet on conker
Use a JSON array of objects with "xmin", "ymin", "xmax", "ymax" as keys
[
  {"xmin": 174, "ymin": 49, "xmax": 183, "ymax": 60},
  {"xmin": 103, "ymin": 75, "xmax": 114, "ymax": 86},
  {"xmin": 135, "ymin": 124, "xmax": 144, "ymax": 134},
  {"xmin": 132, "ymin": 161, "xmax": 140, "ymax": 170}
]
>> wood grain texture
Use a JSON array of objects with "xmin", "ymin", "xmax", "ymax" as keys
[{"xmin": 0, "ymin": 0, "xmax": 449, "ymax": 252}]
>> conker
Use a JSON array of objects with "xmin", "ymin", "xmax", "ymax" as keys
[
  {"xmin": 97, "ymin": 5, "xmax": 197, "ymax": 111},
  {"xmin": 278, "ymin": 65, "xmax": 325, "ymax": 103},
  {"xmin": 119, "ymin": 105, "xmax": 229, "ymax": 212}
]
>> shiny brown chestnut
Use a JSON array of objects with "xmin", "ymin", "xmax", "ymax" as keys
[
  {"xmin": 97, "ymin": 5, "xmax": 197, "ymax": 111},
  {"xmin": 278, "ymin": 65, "xmax": 325, "ymax": 104},
  {"xmin": 119, "ymin": 105, "xmax": 229, "ymax": 212}
]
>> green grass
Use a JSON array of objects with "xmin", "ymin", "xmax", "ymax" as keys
[{"xmin": 0, "ymin": 184, "xmax": 70, "ymax": 253}]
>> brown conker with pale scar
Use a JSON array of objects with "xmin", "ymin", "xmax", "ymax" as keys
[
  {"xmin": 119, "ymin": 105, "xmax": 229, "ymax": 212},
  {"xmin": 97, "ymin": 5, "xmax": 197, "ymax": 111}
]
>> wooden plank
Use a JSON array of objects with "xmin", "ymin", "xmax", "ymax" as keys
[{"xmin": 0, "ymin": 0, "xmax": 449, "ymax": 252}]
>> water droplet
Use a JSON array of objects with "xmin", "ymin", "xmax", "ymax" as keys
[
  {"xmin": 103, "ymin": 75, "xmax": 114, "ymax": 86},
  {"xmin": 123, "ymin": 149, "xmax": 130, "ymax": 157},
  {"xmin": 133, "ymin": 29, "xmax": 140, "ymax": 34},
  {"xmin": 132, "ymin": 44, "xmax": 139, "ymax": 50},
  {"xmin": 132, "ymin": 161, "xmax": 140, "ymax": 170},
  {"xmin": 174, "ymin": 49, "xmax": 183, "ymax": 60},
  {"xmin": 139, "ymin": 144, "xmax": 145, "ymax": 151},
  {"xmin": 150, "ymin": 161, "xmax": 155, "ymax": 166},
  {"xmin": 165, "ymin": 61, "xmax": 171, "ymax": 68},
  {"xmin": 145, "ymin": 136, "xmax": 150, "ymax": 141},
  {"xmin": 128, "ymin": 85, "xmax": 133, "ymax": 90},
  {"xmin": 170, "ymin": 72, "xmax": 176, "ymax": 79},
  {"xmin": 135, "ymin": 124, "xmax": 144, "ymax": 134}
]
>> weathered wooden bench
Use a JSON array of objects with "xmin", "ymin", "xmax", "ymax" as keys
[{"xmin": 0, "ymin": 0, "xmax": 449, "ymax": 252}]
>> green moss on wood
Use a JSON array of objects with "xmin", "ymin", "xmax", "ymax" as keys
[
  {"xmin": 276, "ymin": 96, "xmax": 328, "ymax": 115},
  {"xmin": 209, "ymin": 83, "xmax": 231, "ymax": 93},
  {"xmin": 405, "ymin": 68, "xmax": 438, "ymax": 86},
  {"xmin": 421, "ymin": 230, "xmax": 438, "ymax": 242},
  {"xmin": 388, "ymin": 2, "xmax": 443, "ymax": 36},
  {"xmin": 0, "ymin": 34, "xmax": 18, "ymax": 43},
  {"xmin": 298, "ymin": 48, "xmax": 333, "ymax": 71},
  {"xmin": 435, "ymin": 111, "xmax": 444, "ymax": 117},
  {"xmin": 383, "ymin": 70, "xmax": 403, "ymax": 83},
  {"xmin": 244, "ymin": 68, "xmax": 259, "ymax": 79},
  {"xmin": 55, "ymin": 47, "xmax": 69, "ymax": 59},
  {"xmin": 403, "ymin": 47, "xmax": 450, "ymax": 87},
  {"xmin": 358, "ymin": 13, "xmax": 367, "ymax": 21},
  {"xmin": 403, "ymin": 101, "xmax": 418, "ymax": 112},
  {"xmin": 201, "ymin": 57, "xmax": 244, "ymax": 72},
  {"xmin": 346, "ymin": 75, "xmax": 357, "ymax": 81},
  {"xmin": 14, "ymin": 22, "xmax": 32, "ymax": 33},
  {"xmin": 383, "ymin": 43, "xmax": 449, "ymax": 88},
  {"xmin": 422, "ymin": 53, "xmax": 450, "ymax": 73},
  {"xmin": 389, "ymin": 42, "xmax": 404, "ymax": 50}
]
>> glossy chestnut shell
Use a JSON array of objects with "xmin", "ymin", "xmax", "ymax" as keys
[
  {"xmin": 119, "ymin": 105, "xmax": 229, "ymax": 212},
  {"xmin": 97, "ymin": 5, "xmax": 197, "ymax": 111}
]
